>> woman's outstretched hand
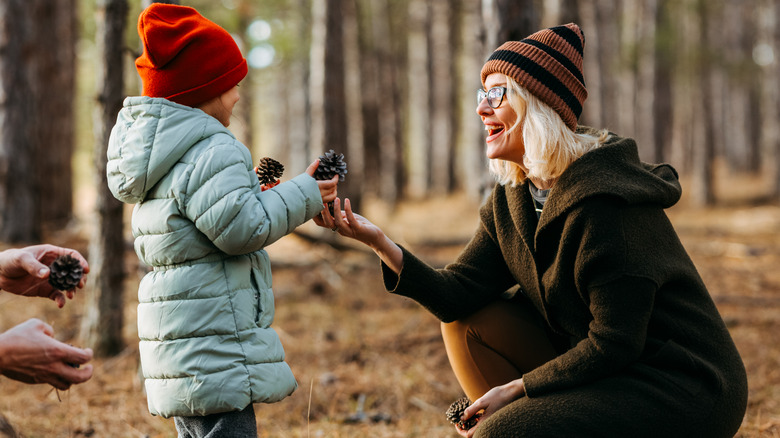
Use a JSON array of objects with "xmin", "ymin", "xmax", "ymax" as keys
[
  {"xmin": 313, "ymin": 198, "xmax": 403, "ymax": 274},
  {"xmin": 313, "ymin": 198, "xmax": 378, "ymax": 245},
  {"xmin": 456, "ymin": 379, "xmax": 527, "ymax": 437}
]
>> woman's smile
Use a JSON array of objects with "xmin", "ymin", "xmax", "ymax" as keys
[{"xmin": 484, "ymin": 124, "xmax": 505, "ymax": 142}]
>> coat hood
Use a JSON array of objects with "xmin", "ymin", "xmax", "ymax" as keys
[
  {"xmin": 107, "ymin": 96, "xmax": 231, "ymax": 204},
  {"xmin": 539, "ymin": 131, "xmax": 681, "ymax": 225}
]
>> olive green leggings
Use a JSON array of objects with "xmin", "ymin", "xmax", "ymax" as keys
[{"xmin": 441, "ymin": 298, "xmax": 560, "ymax": 401}]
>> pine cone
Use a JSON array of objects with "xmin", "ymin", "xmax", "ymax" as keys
[
  {"xmin": 48, "ymin": 255, "xmax": 84, "ymax": 291},
  {"xmin": 446, "ymin": 397, "xmax": 480, "ymax": 430},
  {"xmin": 313, "ymin": 150, "xmax": 347, "ymax": 216},
  {"xmin": 255, "ymin": 157, "xmax": 285, "ymax": 190},
  {"xmin": 313, "ymin": 150, "xmax": 347, "ymax": 182}
]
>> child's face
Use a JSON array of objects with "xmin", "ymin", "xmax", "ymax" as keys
[{"xmin": 216, "ymin": 85, "xmax": 240, "ymax": 127}]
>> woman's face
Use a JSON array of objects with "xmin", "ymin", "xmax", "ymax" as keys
[{"xmin": 477, "ymin": 73, "xmax": 524, "ymax": 164}]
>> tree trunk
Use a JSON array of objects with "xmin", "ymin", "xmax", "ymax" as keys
[
  {"xmin": 577, "ymin": 1, "xmax": 602, "ymax": 128},
  {"xmin": 651, "ymin": 0, "xmax": 673, "ymax": 163},
  {"xmin": 80, "ymin": 0, "xmax": 128, "ymax": 357},
  {"xmin": 762, "ymin": 0, "xmax": 780, "ymax": 200},
  {"xmin": 0, "ymin": 0, "xmax": 43, "ymax": 242},
  {"xmin": 278, "ymin": 0, "xmax": 311, "ymax": 175},
  {"xmin": 429, "ymin": 0, "xmax": 457, "ymax": 194},
  {"xmin": 233, "ymin": 0, "xmax": 254, "ymax": 150},
  {"xmin": 724, "ymin": 3, "xmax": 760, "ymax": 173},
  {"xmin": 456, "ymin": 0, "xmax": 489, "ymax": 200},
  {"xmin": 634, "ymin": 0, "xmax": 661, "ymax": 162},
  {"xmin": 35, "ymin": 0, "xmax": 76, "ymax": 229},
  {"xmin": 722, "ymin": 1, "xmax": 752, "ymax": 172},
  {"xmin": 355, "ymin": 0, "xmax": 380, "ymax": 195},
  {"xmin": 594, "ymin": 0, "xmax": 620, "ymax": 130},
  {"xmin": 342, "ymin": 0, "xmax": 364, "ymax": 209},
  {"xmin": 406, "ymin": 0, "xmax": 432, "ymax": 198},
  {"xmin": 310, "ymin": 0, "xmax": 355, "ymax": 208},
  {"xmin": 691, "ymin": 0, "xmax": 715, "ymax": 206},
  {"xmin": 617, "ymin": 0, "xmax": 637, "ymax": 138},
  {"xmin": 669, "ymin": 1, "xmax": 695, "ymax": 173},
  {"xmin": 374, "ymin": 0, "xmax": 404, "ymax": 204},
  {"xmin": 482, "ymin": 0, "xmax": 539, "ymax": 53},
  {"xmin": 557, "ymin": 0, "xmax": 581, "ymax": 25}
]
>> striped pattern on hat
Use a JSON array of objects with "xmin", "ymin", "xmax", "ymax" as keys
[{"xmin": 480, "ymin": 23, "xmax": 587, "ymax": 131}]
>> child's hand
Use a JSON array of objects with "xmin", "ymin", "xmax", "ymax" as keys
[{"xmin": 305, "ymin": 159, "xmax": 339, "ymax": 204}]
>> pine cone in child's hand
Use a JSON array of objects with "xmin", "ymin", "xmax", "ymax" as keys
[
  {"xmin": 255, "ymin": 157, "xmax": 285, "ymax": 191},
  {"xmin": 48, "ymin": 255, "xmax": 84, "ymax": 291},
  {"xmin": 446, "ymin": 397, "xmax": 481, "ymax": 430},
  {"xmin": 313, "ymin": 150, "xmax": 347, "ymax": 182},
  {"xmin": 313, "ymin": 150, "xmax": 347, "ymax": 216}
]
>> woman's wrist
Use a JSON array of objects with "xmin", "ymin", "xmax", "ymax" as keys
[
  {"xmin": 367, "ymin": 232, "xmax": 391, "ymax": 252},
  {"xmin": 506, "ymin": 378, "xmax": 526, "ymax": 399},
  {"xmin": 371, "ymin": 234, "xmax": 403, "ymax": 274}
]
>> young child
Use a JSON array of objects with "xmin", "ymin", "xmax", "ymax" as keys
[{"xmin": 106, "ymin": 4, "xmax": 338, "ymax": 436}]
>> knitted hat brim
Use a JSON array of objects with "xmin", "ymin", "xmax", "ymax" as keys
[{"xmin": 165, "ymin": 60, "xmax": 248, "ymax": 107}]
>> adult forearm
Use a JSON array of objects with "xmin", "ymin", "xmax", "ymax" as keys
[{"xmin": 369, "ymin": 234, "xmax": 403, "ymax": 274}]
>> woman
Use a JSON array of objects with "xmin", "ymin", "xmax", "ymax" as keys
[{"xmin": 316, "ymin": 23, "xmax": 747, "ymax": 437}]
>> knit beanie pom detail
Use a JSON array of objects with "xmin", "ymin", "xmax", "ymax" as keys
[
  {"xmin": 481, "ymin": 23, "xmax": 587, "ymax": 131},
  {"xmin": 135, "ymin": 3, "xmax": 248, "ymax": 107}
]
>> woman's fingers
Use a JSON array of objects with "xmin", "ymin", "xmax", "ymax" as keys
[
  {"xmin": 344, "ymin": 198, "xmax": 360, "ymax": 227},
  {"xmin": 462, "ymin": 398, "xmax": 486, "ymax": 425},
  {"xmin": 314, "ymin": 202, "xmax": 335, "ymax": 228},
  {"xmin": 331, "ymin": 198, "xmax": 343, "ymax": 230}
]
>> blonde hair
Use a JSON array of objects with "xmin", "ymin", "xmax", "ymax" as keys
[{"xmin": 489, "ymin": 76, "xmax": 611, "ymax": 186}]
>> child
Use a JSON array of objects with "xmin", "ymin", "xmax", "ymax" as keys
[{"xmin": 106, "ymin": 4, "xmax": 338, "ymax": 436}]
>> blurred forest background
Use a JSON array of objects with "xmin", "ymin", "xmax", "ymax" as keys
[{"xmin": 1, "ymin": 0, "xmax": 779, "ymax": 437}]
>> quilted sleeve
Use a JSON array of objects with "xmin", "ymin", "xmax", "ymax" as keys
[{"xmin": 181, "ymin": 138, "xmax": 322, "ymax": 255}]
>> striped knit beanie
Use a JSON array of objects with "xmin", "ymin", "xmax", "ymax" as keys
[{"xmin": 481, "ymin": 23, "xmax": 587, "ymax": 131}]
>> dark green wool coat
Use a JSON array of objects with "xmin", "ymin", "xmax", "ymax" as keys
[{"xmin": 383, "ymin": 131, "xmax": 748, "ymax": 437}]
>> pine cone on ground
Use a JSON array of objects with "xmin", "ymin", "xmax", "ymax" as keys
[
  {"xmin": 313, "ymin": 150, "xmax": 347, "ymax": 216},
  {"xmin": 446, "ymin": 397, "xmax": 480, "ymax": 430},
  {"xmin": 48, "ymin": 255, "xmax": 84, "ymax": 291},
  {"xmin": 255, "ymin": 157, "xmax": 285, "ymax": 191}
]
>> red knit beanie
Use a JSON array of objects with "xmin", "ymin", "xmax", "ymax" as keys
[
  {"xmin": 481, "ymin": 23, "xmax": 587, "ymax": 131},
  {"xmin": 135, "ymin": 3, "xmax": 248, "ymax": 107}
]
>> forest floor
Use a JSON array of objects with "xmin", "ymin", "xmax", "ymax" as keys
[{"xmin": 1, "ymin": 181, "xmax": 779, "ymax": 437}]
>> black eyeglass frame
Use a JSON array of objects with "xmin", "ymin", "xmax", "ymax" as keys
[{"xmin": 477, "ymin": 86, "xmax": 507, "ymax": 109}]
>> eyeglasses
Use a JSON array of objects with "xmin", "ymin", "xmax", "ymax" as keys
[{"xmin": 477, "ymin": 86, "xmax": 507, "ymax": 109}]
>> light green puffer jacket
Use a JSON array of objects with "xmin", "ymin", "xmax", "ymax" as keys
[{"xmin": 106, "ymin": 97, "xmax": 323, "ymax": 418}]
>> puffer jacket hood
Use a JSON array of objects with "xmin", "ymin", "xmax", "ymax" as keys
[
  {"xmin": 107, "ymin": 96, "xmax": 322, "ymax": 417},
  {"xmin": 107, "ymin": 96, "xmax": 223, "ymax": 203}
]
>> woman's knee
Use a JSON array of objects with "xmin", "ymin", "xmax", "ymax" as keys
[
  {"xmin": 440, "ymin": 299, "xmax": 560, "ymax": 400},
  {"xmin": 442, "ymin": 299, "xmax": 558, "ymax": 366}
]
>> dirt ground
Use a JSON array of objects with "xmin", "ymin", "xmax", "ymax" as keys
[{"xmin": 0, "ymin": 189, "xmax": 779, "ymax": 437}]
